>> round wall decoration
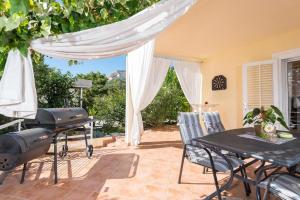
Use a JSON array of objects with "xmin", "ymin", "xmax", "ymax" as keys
[{"xmin": 212, "ymin": 75, "xmax": 227, "ymax": 91}]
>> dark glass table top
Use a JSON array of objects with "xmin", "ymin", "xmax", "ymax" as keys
[{"xmin": 194, "ymin": 128, "xmax": 300, "ymax": 167}]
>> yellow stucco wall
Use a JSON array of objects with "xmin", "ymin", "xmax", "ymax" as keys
[{"xmin": 201, "ymin": 28, "xmax": 300, "ymax": 129}]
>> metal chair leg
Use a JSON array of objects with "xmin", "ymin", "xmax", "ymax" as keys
[
  {"xmin": 20, "ymin": 163, "xmax": 27, "ymax": 184},
  {"xmin": 205, "ymin": 149, "xmax": 222, "ymax": 200},
  {"xmin": 178, "ymin": 145, "xmax": 186, "ymax": 184},
  {"xmin": 256, "ymin": 186, "xmax": 262, "ymax": 200},
  {"xmin": 53, "ymin": 136, "xmax": 58, "ymax": 184},
  {"xmin": 202, "ymin": 166, "xmax": 206, "ymax": 174}
]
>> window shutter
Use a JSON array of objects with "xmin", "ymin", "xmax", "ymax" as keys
[{"xmin": 244, "ymin": 61, "xmax": 273, "ymax": 111}]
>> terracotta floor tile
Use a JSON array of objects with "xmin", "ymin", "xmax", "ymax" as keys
[{"xmin": 0, "ymin": 126, "xmax": 279, "ymax": 199}]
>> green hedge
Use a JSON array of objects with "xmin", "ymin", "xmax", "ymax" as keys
[{"xmin": 142, "ymin": 68, "xmax": 190, "ymax": 128}]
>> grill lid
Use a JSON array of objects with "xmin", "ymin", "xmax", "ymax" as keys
[{"xmin": 25, "ymin": 108, "xmax": 89, "ymax": 130}]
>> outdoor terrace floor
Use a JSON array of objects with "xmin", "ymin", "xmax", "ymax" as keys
[{"xmin": 0, "ymin": 126, "xmax": 277, "ymax": 200}]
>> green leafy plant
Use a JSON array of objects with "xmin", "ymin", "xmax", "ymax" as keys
[
  {"xmin": 243, "ymin": 105, "xmax": 289, "ymax": 130},
  {"xmin": 0, "ymin": 0, "xmax": 159, "ymax": 73}
]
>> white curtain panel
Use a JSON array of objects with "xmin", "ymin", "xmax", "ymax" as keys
[
  {"xmin": 0, "ymin": 50, "xmax": 37, "ymax": 118},
  {"xmin": 0, "ymin": 0, "xmax": 197, "ymax": 119},
  {"xmin": 174, "ymin": 60, "xmax": 202, "ymax": 110},
  {"xmin": 126, "ymin": 44, "xmax": 170, "ymax": 145}
]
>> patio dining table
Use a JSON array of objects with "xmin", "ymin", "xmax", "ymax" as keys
[{"xmin": 193, "ymin": 127, "xmax": 300, "ymax": 200}]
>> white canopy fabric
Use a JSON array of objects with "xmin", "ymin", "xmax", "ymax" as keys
[
  {"xmin": 31, "ymin": 0, "xmax": 197, "ymax": 60},
  {"xmin": 0, "ymin": 0, "xmax": 197, "ymax": 119},
  {"xmin": 173, "ymin": 60, "xmax": 202, "ymax": 110},
  {"xmin": 126, "ymin": 50, "xmax": 170, "ymax": 145}
]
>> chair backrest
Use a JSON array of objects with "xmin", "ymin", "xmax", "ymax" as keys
[
  {"xmin": 202, "ymin": 112, "xmax": 225, "ymax": 134},
  {"xmin": 177, "ymin": 112, "xmax": 205, "ymax": 145}
]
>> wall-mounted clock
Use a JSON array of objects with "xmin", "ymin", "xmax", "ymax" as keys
[{"xmin": 212, "ymin": 75, "xmax": 227, "ymax": 91}]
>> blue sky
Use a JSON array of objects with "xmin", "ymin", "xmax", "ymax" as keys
[
  {"xmin": 47, "ymin": 0, "xmax": 127, "ymax": 75},
  {"xmin": 45, "ymin": 56, "xmax": 126, "ymax": 75}
]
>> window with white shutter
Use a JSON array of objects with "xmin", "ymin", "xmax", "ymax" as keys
[{"xmin": 243, "ymin": 61, "xmax": 274, "ymax": 113}]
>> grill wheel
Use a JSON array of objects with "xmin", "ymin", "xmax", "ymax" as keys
[{"xmin": 58, "ymin": 145, "xmax": 68, "ymax": 158}]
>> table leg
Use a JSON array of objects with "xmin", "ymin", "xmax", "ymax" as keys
[
  {"xmin": 256, "ymin": 186, "xmax": 262, "ymax": 200},
  {"xmin": 236, "ymin": 154, "xmax": 251, "ymax": 196},
  {"xmin": 20, "ymin": 163, "xmax": 27, "ymax": 184},
  {"xmin": 240, "ymin": 165, "xmax": 251, "ymax": 196},
  {"xmin": 288, "ymin": 165, "xmax": 297, "ymax": 175},
  {"xmin": 255, "ymin": 160, "xmax": 267, "ymax": 177}
]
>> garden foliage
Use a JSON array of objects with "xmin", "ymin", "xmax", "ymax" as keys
[
  {"xmin": 33, "ymin": 52, "xmax": 75, "ymax": 108},
  {"xmin": 142, "ymin": 68, "xmax": 190, "ymax": 128},
  {"xmin": 0, "ymin": 0, "xmax": 159, "ymax": 72}
]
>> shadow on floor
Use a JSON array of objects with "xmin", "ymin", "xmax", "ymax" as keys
[
  {"xmin": 138, "ymin": 140, "xmax": 183, "ymax": 149},
  {"xmin": 0, "ymin": 150, "xmax": 140, "ymax": 200}
]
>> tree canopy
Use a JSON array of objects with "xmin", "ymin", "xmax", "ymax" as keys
[
  {"xmin": 0, "ymin": 0, "xmax": 159, "ymax": 72},
  {"xmin": 76, "ymin": 72, "xmax": 108, "ymax": 113},
  {"xmin": 32, "ymin": 52, "xmax": 75, "ymax": 108}
]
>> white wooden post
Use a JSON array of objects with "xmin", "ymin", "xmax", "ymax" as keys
[{"xmin": 80, "ymin": 88, "xmax": 83, "ymax": 108}]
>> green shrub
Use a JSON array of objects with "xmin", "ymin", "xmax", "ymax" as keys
[
  {"xmin": 142, "ymin": 68, "xmax": 190, "ymax": 128},
  {"xmin": 94, "ymin": 80, "xmax": 126, "ymax": 133}
]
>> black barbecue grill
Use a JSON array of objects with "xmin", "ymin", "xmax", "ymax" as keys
[
  {"xmin": 0, "ymin": 128, "xmax": 53, "ymax": 171},
  {"xmin": 0, "ymin": 108, "xmax": 94, "ymax": 184}
]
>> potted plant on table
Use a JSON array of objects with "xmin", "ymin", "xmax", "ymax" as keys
[{"xmin": 243, "ymin": 105, "xmax": 289, "ymax": 138}]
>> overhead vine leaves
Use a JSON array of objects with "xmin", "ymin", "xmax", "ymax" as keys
[{"xmin": 0, "ymin": 0, "xmax": 159, "ymax": 72}]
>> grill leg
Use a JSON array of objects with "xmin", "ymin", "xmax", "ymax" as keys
[
  {"xmin": 53, "ymin": 137, "xmax": 58, "ymax": 184},
  {"xmin": 20, "ymin": 163, "xmax": 27, "ymax": 184},
  {"xmin": 83, "ymin": 130, "xmax": 89, "ymax": 148},
  {"xmin": 64, "ymin": 133, "xmax": 68, "ymax": 153}
]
